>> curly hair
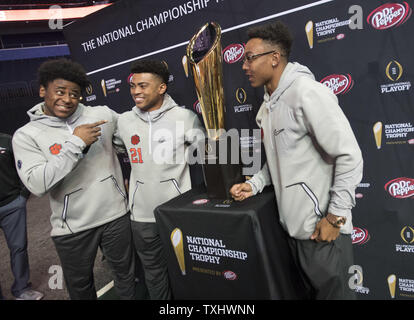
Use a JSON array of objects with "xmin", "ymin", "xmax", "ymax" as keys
[
  {"xmin": 37, "ymin": 58, "xmax": 90, "ymax": 90},
  {"xmin": 247, "ymin": 21, "xmax": 293, "ymax": 58},
  {"xmin": 130, "ymin": 59, "xmax": 170, "ymax": 85}
]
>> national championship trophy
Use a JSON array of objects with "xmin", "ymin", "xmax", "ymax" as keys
[{"xmin": 183, "ymin": 22, "xmax": 243, "ymax": 199}]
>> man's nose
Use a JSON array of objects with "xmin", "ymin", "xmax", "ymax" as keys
[
  {"xmin": 62, "ymin": 93, "xmax": 71, "ymax": 103},
  {"xmin": 131, "ymin": 87, "xmax": 141, "ymax": 95}
]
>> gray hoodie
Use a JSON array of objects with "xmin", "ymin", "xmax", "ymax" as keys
[
  {"xmin": 247, "ymin": 62, "xmax": 363, "ymax": 240},
  {"xmin": 115, "ymin": 94, "xmax": 204, "ymax": 222},
  {"xmin": 12, "ymin": 102, "xmax": 128, "ymax": 236}
]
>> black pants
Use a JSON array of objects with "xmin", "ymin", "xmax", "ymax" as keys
[
  {"xmin": 0, "ymin": 195, "xmax": 30, "ymax": 297},
  {"xmin": 287, "ymin": 234, "xmax": 357, "ymax": 300},
  {"xmin": 52, "ymin": 214, "xmax": 136, "ymax": 300},
  {"xmin": 131, "ymin": 221, "xmax": 171, "ymax": 300}
]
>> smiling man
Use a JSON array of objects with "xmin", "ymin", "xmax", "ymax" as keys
[
  {"xmin": 115, "ymin": 60, "xmax": 203, "ymax": 299},
  {"xmin": 12, "ymin": 58, "xmax": 136, "ymax": 300},
  {"xmin": 230, "ymin": 21, "xmax": 363, "ymax": 299}
]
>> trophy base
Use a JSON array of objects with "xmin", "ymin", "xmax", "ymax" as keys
[
  {"xmin": 202, "ymin": 163, "xmax": 243, "ymax": 199},
  {"xmin": 202, "ymin": 137, "xmax": 243, "ymax": 199}
]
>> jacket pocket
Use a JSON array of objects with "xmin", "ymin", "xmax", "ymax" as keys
[
  {"xmin": 100, "ymin": 175, "xmax": 127, "ymax": 199},
  {"xmin": 130, "ymin": 178, "xmax": 182, "ymax": 220},
  {"xmin": 160, "ymin": 178, "xmax": 182, "ymax": 195},
  {"xmin": 285, "ymin": 182, "xmax": 323, "ymax": 218},
  {"xmin": 61, "ymin": 188, "xmax": 83, "ymax": 232},
  {"xmin": 130, "ymin": 180, "xmax": 144, "ymax": 213}
]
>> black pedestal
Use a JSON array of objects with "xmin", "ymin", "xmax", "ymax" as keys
[{"xmin": 202, "ymin": 137, "xmax": 243, "ymax": 199}]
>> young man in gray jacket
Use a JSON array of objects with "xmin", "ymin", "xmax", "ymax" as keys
[
  {"xmin": 12, "ymin": 59, "xmax": 136, "ymax": 300},
  {"xmin": 230, "ymin": 21, "xmax": 363, "ymax": 299},
  {"xmin": 115, "ymin": 60, "xmax": 203, "ymax": 299}
]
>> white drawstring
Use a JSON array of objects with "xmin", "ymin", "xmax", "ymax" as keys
[{"xmin": 147, "ymin": 113, "xmax": 152, "ymax": 154}]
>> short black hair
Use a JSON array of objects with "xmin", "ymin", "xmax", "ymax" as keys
[
  {"xmin": 247, "ymin": 21, "xmax": 293, "ymax": 58},
  {"xmin": 130, "ymin": 59, "xmax": 170, "ymax": 84},
  {"xmin": 37, "ymin": 58, "xmax": 90, "ymax": 90}
]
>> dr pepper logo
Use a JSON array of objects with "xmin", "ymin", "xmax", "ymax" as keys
[
  {"xmin": 223, "ymin": 270, "xmax": 237, "ymax": 280},
  {"xmin": 352, "ymin": 227, "xmax": 370, "ymax": 245},
  {"xmin": 367, "ymin": 2, "xmax": 412, "ymax": 30},
  {"xmin": 320, "ymin": 74, "xmax": 354, "ymax": 95},
  {"xmin": 222, "ymin": 44, "xmax": 245, "ymax": 64},
  {"xmin": 385, "ymin": 177, "xmax": 414, "ymax": 198}
]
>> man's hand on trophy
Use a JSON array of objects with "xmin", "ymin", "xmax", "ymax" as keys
[{"xmin": 230, "ymin": 183, "xmax": 253, "ymax": 201}]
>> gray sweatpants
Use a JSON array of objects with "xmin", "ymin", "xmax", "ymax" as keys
[
  {"xmin": 52, "ymin": 214, "xmax": 136, "ymax": 300},
  {"xmin": 287, "ymin": 234, "xmax": 357, "ymax": 300},
  {"xmin": 131, "ymin": 221, "xmax": 171, "ymax": 300}
]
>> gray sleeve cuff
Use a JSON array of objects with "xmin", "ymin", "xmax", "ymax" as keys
[{"xmin": 67, "ymin": 135, "xmax": 87, "ymax": 152}]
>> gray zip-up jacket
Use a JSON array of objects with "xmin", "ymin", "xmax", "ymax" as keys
[
  {"xmin": 12, "ymin": 102, "xmax": 128, "ymax": 237},
  {"xmin": 115, "ymin": 94, "xmax": 204, "ymax": 222},
  {"xmin": 246, "ymin": 62, "xmax": 363, "ymax": 240}
]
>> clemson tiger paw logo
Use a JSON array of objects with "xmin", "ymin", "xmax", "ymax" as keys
[
  {"xmin": 49, "ymin": 143, "xmax": 62, "ymax": 155},
  {"xmin": 131, "ymin": 135, "xmax": 140, "ymax": 145}
]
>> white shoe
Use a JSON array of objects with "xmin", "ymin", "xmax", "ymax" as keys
[{"xmin": 16, "ymin": 289, "xmax": 44, "ymax": 300}]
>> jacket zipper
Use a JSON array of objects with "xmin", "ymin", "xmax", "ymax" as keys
[
  {"xmin": 286, "ymin": 182, "xmax": 323, "ymax": 217},
  {"xmin": 148, "ymin": 113, "xmax": 152, "ymax": 154},
  {"xmin": 111, "ymin": 176, "xmax": 126, "ymax": 199},
  {"xmin": 267, "ymin": 107, "xmax": 274, "ymax": 150},
  {"xmin": 61, "ymin": 195, "xmax": 69, "ymax": 227},
  {"xmin": 160, "ymin": 178, "xmax": 182, "ymax": 194},
  {"xmin": 172, "ymin": 179, "xmax": 182, "ymax": 194},
  {"xmin": 61, "ymin": 188, "xmax": 82, "ymax": 232},
  {"xmin": 260, "ymin": 100, "xmax": 275, "ymax": 151},
  {"xmin": 130, "ymin": 180, "xmax": 143, "ymax": 213},
  {"xmin": 100, "ymin": 175, "xmax": 127, "ymax": 199}
]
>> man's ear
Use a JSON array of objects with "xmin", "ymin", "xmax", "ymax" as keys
[
  {"xmin": 271, "ymin": 51, "xmax": 281, "ymax": 66},
  {"xmin": 39, "ymin": 85, "xmax": 46, "ymax": 98},
  {"xmin": 159, "ymin": 83, "xmax": 167, "ymax": 95}
]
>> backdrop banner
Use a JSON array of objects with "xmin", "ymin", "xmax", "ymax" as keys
[{"xmin": 64, "ymin": 0, "xmax": 414, "ymax": 300}]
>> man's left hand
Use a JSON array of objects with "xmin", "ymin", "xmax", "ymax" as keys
[{"xmin": 310, "ymin": 217, "xmax": 340, "ymax": 242}]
